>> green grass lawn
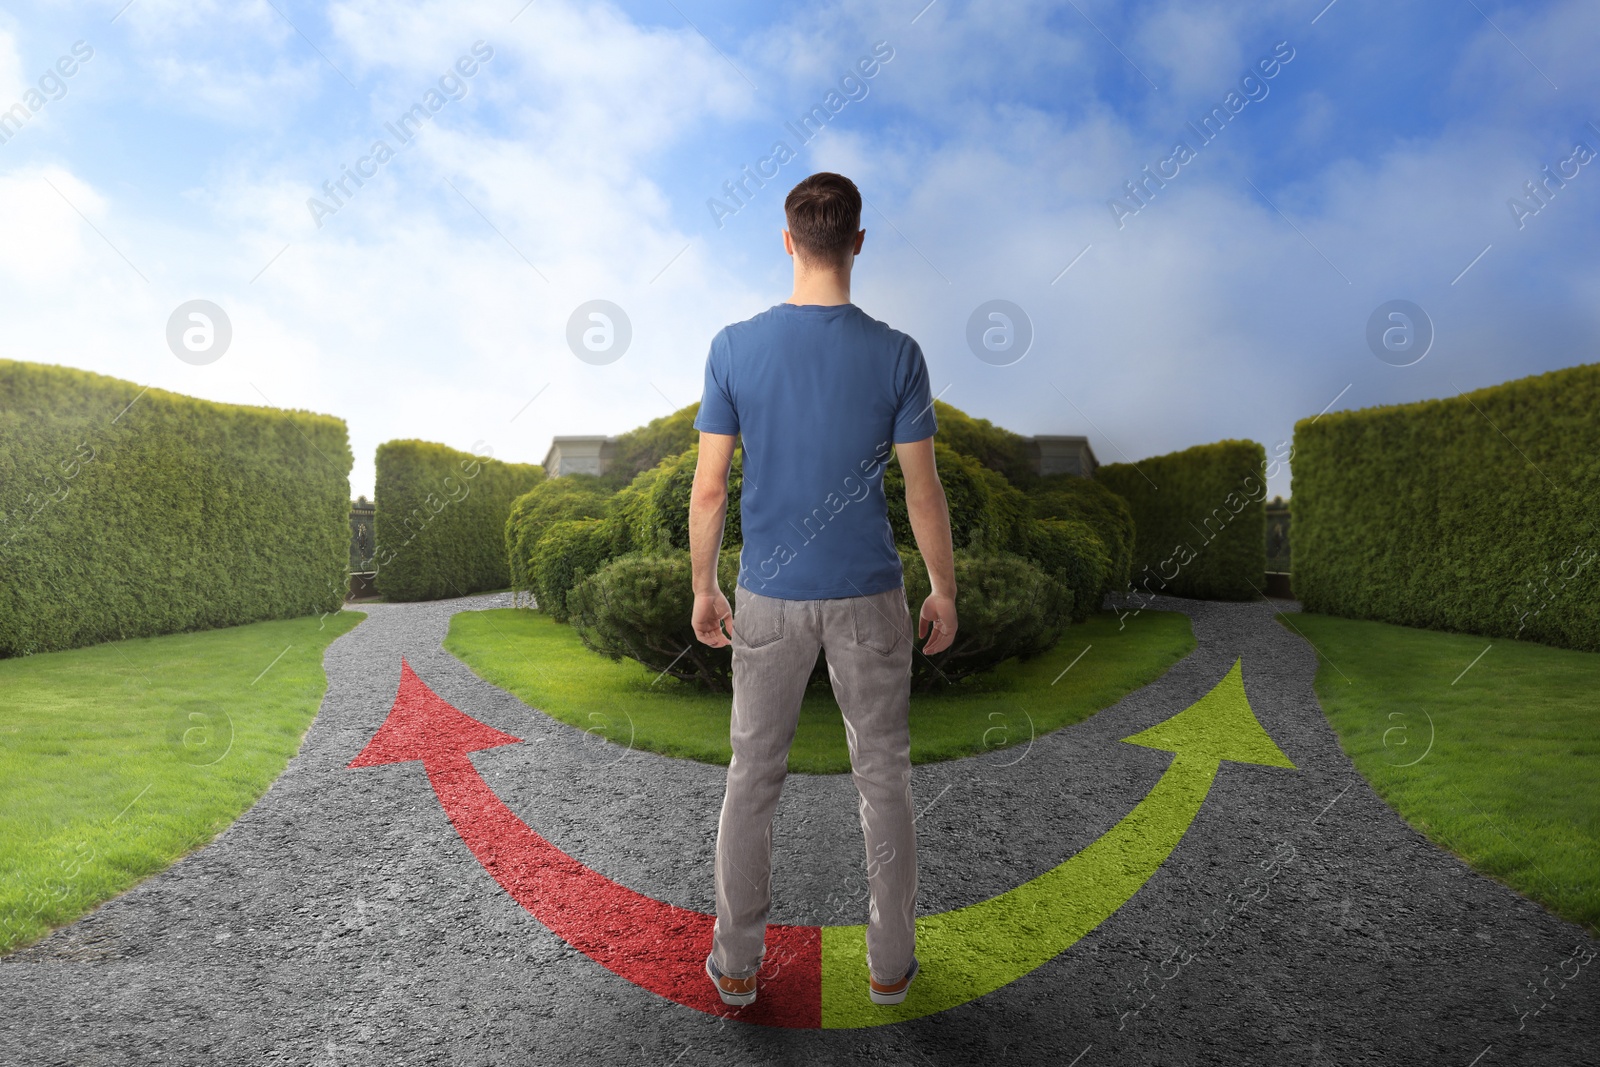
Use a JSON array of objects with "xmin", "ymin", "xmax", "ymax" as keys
[
  {"xmin": 1283, "ymin": 612, "xmax": 1600, "ymax": 933},
  {"xmin": 444, "ymin": 608, "xmax": 1195, "ymax": 775},
  {"xmin": 0, "ymin": 610, "xmax": 365, "ymax": 954}
]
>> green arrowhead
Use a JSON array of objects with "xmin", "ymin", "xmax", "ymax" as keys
[
  {"xmin": 820, "ymin": 656, "xmax": 1297, "ymax": 1028},
  {"xmin": 1121, "ymin": 658, "xmax": 1296, "ymax": 769}
]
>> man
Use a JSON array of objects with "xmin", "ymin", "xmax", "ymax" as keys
[{"xmin": 688, "ymin": 171, "xmax": 958, "ymax": 1010}]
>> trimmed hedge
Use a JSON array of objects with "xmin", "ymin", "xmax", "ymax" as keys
[
  {"xmin": 1292, "ymin": 364, "xmax": 1600, "ymax": 650},
  {"xmin": 899, "ymin": 547, "xmax": 1073, "ymax": 691},
  {"xmin": 505, "ymin": 473, "xmax": 612, "ymax": 596},
  {"xmin": 567, "ymin": 545, "xmax": 1071, "ymax": 694},
  {"xmin": 528, "ymin": 518, "xmax": 624, "ymax": 623},
  {"xmin": 598, "ymin": 403, "xmax": 703, "ymax": 490},
  {"xmin": 929, "ymin": 399, "xmax": 1040, "ymax": 488},
  {"xmin": 1029, "ymin": 473, "xmax": 1136, "ymax": 596},
  {"xmin": 1022, "ymin": 518, "xmax": 1111, "ymax": 623},
  {"xmin": 1098, "ymin": 440, "xmax": 1268, "ymax": 601},
  {"xmin": 0, "ymin": 360, "xmax": 351, "ymax": 656},
  {"xmin": 884, "ymin": 443, "xmax": 1030, "ymax": 554},
  {"xmin": 568, "ymin": 549, "xmax": 742, "ymax": 689},
  {"xmin": 374, "ymin": 440, "xmax": 543, "ymax": 602}
]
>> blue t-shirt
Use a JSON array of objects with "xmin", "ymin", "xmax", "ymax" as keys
[{"xmin": 693, "ymin": 302, "xmax": 937, "ymax": 600}]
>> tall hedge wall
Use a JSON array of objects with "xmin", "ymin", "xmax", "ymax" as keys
[
  {"xmin": 0, "ymin": 360, "xmax": 351, "ymax": 657},
  {"xmin": 1098, "ymin": 439, "xmax": 1268, "ymax": 601},
  {"xmin": 374, "ymin": 440, "xmax": 544, "ymax": 602},
  {"xmin": 1292, "ymin": 364, "xmax": 1600, "ymax": 649}
]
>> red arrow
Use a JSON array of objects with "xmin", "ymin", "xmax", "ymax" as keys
[{"xmin": 349, "ymin": 659, "xmax": 821, "ymax": 1027}]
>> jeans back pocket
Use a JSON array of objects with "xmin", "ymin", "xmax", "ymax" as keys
[
  {"xmin": 734, "ymin": 587, "xmax": 785, "ymax": 648},
  {"xmin": 850, "ymin": 590, "xmax": 906, "ymax": 656}
]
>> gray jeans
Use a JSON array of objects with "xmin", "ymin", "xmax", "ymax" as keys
[{"xmin": 711, "ymin": 582, "xmax": 918, "ymax": 984}]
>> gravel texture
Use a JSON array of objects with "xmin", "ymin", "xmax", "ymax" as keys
[{"xmin": 2, "ymin": 593, "xmax": 1596, "ymax": 1066}]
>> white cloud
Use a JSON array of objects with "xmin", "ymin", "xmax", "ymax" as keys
[
  {"xmin": 98, "ymin": 0, "xmax": 327, "ymax": 123},
  {"xmin": 0, "ymin": 0, "xmax": 1595, "ymax": 507},
  {"xmin": 1133, "ymin": 2, "xmax": 1250, "ymax": 101},
  {"xmin": 0, "ymin": 25, "xmax": 25, "ymax": 103},
  {"xmin": 0, "ymin": 166, "xmax": 100, "ymax": 284}
]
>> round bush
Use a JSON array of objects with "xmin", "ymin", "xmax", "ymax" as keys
[
  {"xmin": 1021, "ymin": 518, "xmax": 1112, "ymax": 621},
  {"xmin": 898, "ymin": 547, "xmax": 1072, "ymax": 692},
  {"xmin": 505, "ymin": 473, "xmax": 612, "ymax": 595},
  {"xmin": 929, "ymin": 399, "xmax": 1040, "ymax": 488},
  {"xmin": 568, "ymin": 546, "xmax": 1068, "ymax": 695},
  {"xmin": 1029, "ymin": 474, "xmax": 1135, "ymax": 595},
  {"xmin": 604, "ymin": 464, "xmax": 669, "ymax": 554},
  {"xmin": 529, "ymin": 517, "xmax": 627, "ymax": 622},
  {"xmin": 638, "ymin": 445, "xmax": 743, "ymax": 552},
  {"xmin": 567, "ymin": 550, "xmax": 742, "ymax": 691},
  {"xmin": 884, "ymin": 444, "xmax": 1029, "ymax": 553}
]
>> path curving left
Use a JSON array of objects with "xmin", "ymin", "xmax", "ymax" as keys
[{"xmin": 2, "ymin": 593, "xmax": 1595, "ymax": 1066}]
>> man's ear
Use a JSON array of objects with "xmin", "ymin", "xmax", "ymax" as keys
[
  {"xmin": 853, "ymin": 229, "xmax": 865, "ymax": 255},
  {"xmin": 783, "ymin": 230, "xmax": 795, "ymax": 257}
]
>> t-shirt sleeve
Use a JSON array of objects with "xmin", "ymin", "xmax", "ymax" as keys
[
  {"xmin": 692, "ymin": 330, "xmax": 740, "ymax": 435},
  {"xmin": 891, "ymin": 338, "xmax": 938, "ymax": 443}
]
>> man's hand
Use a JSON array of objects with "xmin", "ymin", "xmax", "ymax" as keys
[
  {"xmin": 917, "ymin": 592, "xmax": 958, "ymax": 655},
  {"xmin": 693, "ymin": 589, "xmax": 735, "ymax": 647}
]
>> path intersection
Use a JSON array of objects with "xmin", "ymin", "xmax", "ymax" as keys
[{"xmin": 3, "ymin": 593, "xmax": 1595, "ymax": 1065}]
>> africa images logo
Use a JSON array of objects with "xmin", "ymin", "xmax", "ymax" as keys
[
  {"xmin": 306, "ymin": 42, "xmax": 495, "ymax": 229},
  {"xmin": 1108, "ymin": 41, "xmax": 1296, "ymax": 229},
  {"xmin": 706, "ymin": 41, "xmax": 895, "ymax": 229},
  {"xmin": 0, "ymin": 40, "xmax": 94, "ymax": 147}
]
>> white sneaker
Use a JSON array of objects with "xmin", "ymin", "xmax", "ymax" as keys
[
  {"xmin": 705, "ymin": 953, "xmax": 757, "ymax": 1006},
  {"xmin": 869, "ymin": 956, "xmax": 919, "ymax": 1005}
]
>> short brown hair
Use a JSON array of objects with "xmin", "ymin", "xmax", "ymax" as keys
[{"xmin": 784, "ymin": 172, "xmax": 862, "ymax": 266}]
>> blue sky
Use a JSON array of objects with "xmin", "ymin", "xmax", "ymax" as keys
[{"xmin": 1, "ymin": 0, "xmax": 1595, "ymax": 498}]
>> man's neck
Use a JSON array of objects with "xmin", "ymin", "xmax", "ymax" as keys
[{"xmin": 786, "ymin": 266, "xmax": 852, "ymax": 307}]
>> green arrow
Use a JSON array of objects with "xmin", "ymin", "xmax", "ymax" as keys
[{"xmin": 820, "ymin": 657, "xmax": 1295, "ymax": 1028}]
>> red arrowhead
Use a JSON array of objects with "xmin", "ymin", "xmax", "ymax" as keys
[
  {"xmin": 349, "ymin": 658, "xmax": 823, "ymax": 1028},
  {"xmin": 348, "ymin": 658, "xmax": 522, "ymax": 768}
]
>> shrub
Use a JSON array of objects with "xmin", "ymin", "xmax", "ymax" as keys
[
  {"xmin": 0, "ymin": 360, "xmax": 351, "ymax": 657},
  {"xmin": 528, "ymin": 518, "xmax": 625, "ymax": 622},
  {"xmin": 1021, "ymin": 518, "xmax": 1111, "ymax": 622},
  {"xmin": 374, "ymin": 440, "xmax": 543, "ymax": 602},
  {"xmin": 505, "ymin": 473, "xmax": 613, "ymax": 596},
  {"xmin": 884, "ymin": 443, "xmax": 1029, "ymax": 553},
  {"xmin": 605, "ymin": 464, "xmax": 670, "ymax": 554},
  {"xmin": 598, "ymin": 403, "xmax": 703, "ymax": 490},
  {"xmin": 528, "ymin": 402, "xmax": 1097, "ymax": 691},
  {"xmin": 567, "ymin": 550, "xmax": 742, "ymax": 690},
  {"xmin": 1029, "ymin": 473, "xmax": 1136, "ymax": 594},
  {"xmin": 633, "ymin": 444, "xmax": 743, "ymax": 552},
  {"xmin": 929, "ymin": 399, "xmax": 1039, "ymax": 488},
  {"xmin": 1292, "ymin": 364, "xmax": 1600, "ymax": 650},
  {"xmin": 1098, "ymin": 440, "xmax": 1268, "ymax": 601},
  {"xmin": 900, "ymin": 548, "xmax": 1073, "ymax": 692},
  {"xmin": 567, "ymin": 544, "xmax": 1070, "ymax": 694}
]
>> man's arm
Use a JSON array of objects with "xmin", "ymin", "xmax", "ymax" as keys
[
  {"xmin": 689, "ymin": 431, "xmax": 737, "ymax": 647},
  {"xmin": 896, "ymin": 436, "xmax": 958, "ymax": 654}
]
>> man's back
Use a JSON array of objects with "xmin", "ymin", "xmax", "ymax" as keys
[
  {"xmin": 693, "ymin": 301, "xmax": 937, "ymax": 600},
  {"xmin": 689, "ymin": 171, "xmax": 955, "ymax": 1011}
]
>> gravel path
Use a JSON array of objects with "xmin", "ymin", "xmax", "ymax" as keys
[{"xmin": 2, "ymin": 593, "xmax": 1596, "ymax": 1066}]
